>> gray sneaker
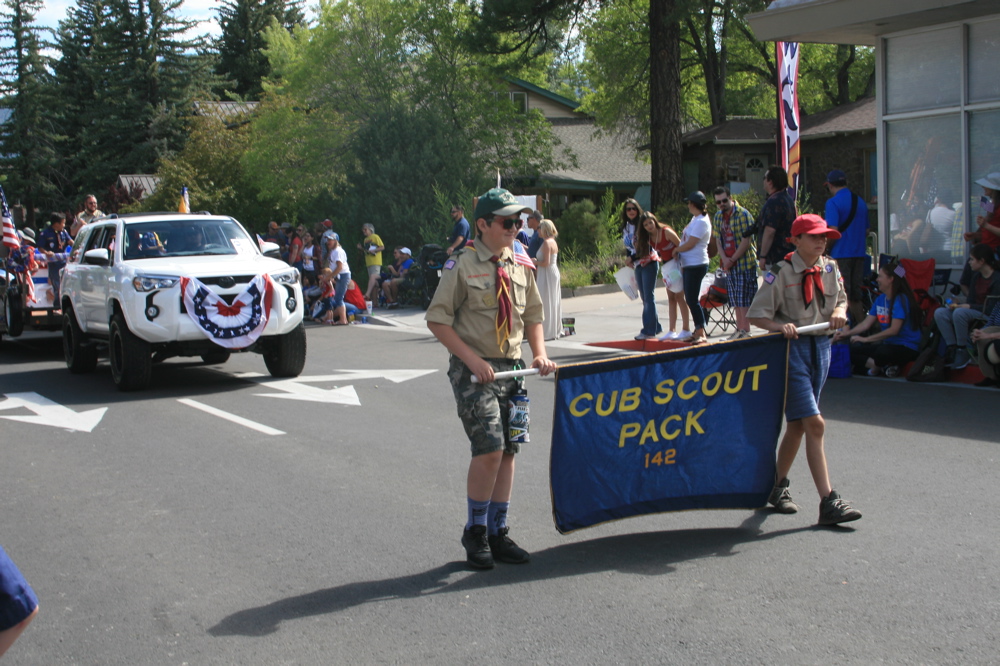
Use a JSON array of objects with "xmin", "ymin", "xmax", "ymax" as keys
[
  {"xmin": 768, "ymin": 478, "xmax": 799, "ymax": 513},
  {"xmin": 818, "ymin": 490, "xmax": 862, "ymax": 525}
]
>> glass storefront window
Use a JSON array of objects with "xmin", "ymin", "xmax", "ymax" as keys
[
  {"xmin": 886, "ymin": 28, "xmax": 961, "ymax": 114},
  {"xmin": 969, "ymin": 19, "xmax": 1000, "ymax": 103},
  {"xmin": 885, "ymin": 115, "xmax": 962, "ymax": 263},
  {"xmin": 968, "ymin": 109, "xmax": 1000, "ymax": 252}
]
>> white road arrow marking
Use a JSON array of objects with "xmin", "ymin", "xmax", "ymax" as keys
[
  {"xmin": 230, "ymin": 369, "xmax": 437, "ymax": 405},
  {"xmin": 0, "ymin": 392, "xmax": 108, "ymax": 433},
  {"xmin": 178, "ymin": 399, "xmax": 285, "ymax": 436}
]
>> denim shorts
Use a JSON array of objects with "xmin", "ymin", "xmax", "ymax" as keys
[
  {"xmin": 447, "ymin": 355, "xmax": 521, "ymax": 457},
  {"xmin": 785, "ymin": 335, "xmax": 831, "ymax": 422}
]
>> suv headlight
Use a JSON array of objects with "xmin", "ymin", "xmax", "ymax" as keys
[
  {"xmin": 272, "ymin": 269, "xmax": 300, "ymax": 285},
  {"xmin": 133, "ymin": 275, "xmax": 179, "ymax": 292}
]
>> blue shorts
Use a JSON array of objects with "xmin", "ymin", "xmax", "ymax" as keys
[
  {"xmin": 0, "ymin": 545, "xmax": 38, "ymax": 632},
  {"xmin": 785, "ymin": 335, "xmax": 831, "ymax": 422}
]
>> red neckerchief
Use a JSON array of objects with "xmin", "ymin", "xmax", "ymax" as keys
[
  {"xmin": 801, "ymin": 265, "xmax": 825, "ymax": 307},
  {"xmin": 490, "ymin": 255, "xmax": 513, "ymax": 348}
]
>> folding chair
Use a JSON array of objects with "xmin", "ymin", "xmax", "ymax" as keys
[{"xmin": 700, "ymin": 290, "xmax": 736, "ymax": 336}]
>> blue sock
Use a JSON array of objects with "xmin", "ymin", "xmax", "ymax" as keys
[
  {"xmin": 466, "ymin": 498, "xmax": 490, "ymax": 530},
  {"xmin": 488, "ymin": 501, "xmax": 509, "ymax": 535}
]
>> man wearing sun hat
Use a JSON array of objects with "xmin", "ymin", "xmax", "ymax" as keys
[
  {"xmin": 426, "ymin": 188, "xmax": 556, "ymax": 570},
  {"xmin": 749, "ymin": 213, "xmax": 862, "ymax": 527}
]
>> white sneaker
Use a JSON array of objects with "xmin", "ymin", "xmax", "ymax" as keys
[
  {"xmin": 659, "ymin": 331, "xmax": 679, "ymax": 340},
  {"xmin": 678, "ymin": 330, "xmax": 692, "ymax": 340},
  {"xmin": 726, "ymin": 331, "xmax": 743, "ymax": 341}
]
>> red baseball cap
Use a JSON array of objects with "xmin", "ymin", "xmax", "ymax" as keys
[{"xmin": 788, "ymin": 213, "xmax": 840, "ymax": 240}]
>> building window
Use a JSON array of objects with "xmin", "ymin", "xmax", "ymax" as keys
[
  {"xmin": 881, "ymin": 17, "xmax": 1000, "ymax": 265},
  {"xmin": 492, "ymin": 91, "xmax": 528, "ymax": 114}
]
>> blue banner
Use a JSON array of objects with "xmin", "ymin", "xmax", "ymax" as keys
[{"xmin": 550, "ymin": 335, "xmax": 789, "ymax": 533}]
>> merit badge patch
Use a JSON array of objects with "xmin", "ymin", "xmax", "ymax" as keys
[
  {"xmin": 444, "ymin": 259, "xmax": 456, "ymax": 270},
  {"xmin": 764, "ymin": 272, "xmax": 776, "ymax": 284},
  {"xmin": 825, "ymin": 263, "xmax": 834, "ymax": 273}
]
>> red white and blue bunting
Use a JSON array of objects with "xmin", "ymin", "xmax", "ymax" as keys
[{"xmin": 180, "ymin": 274, "xmax": 275, "ymax": 349}]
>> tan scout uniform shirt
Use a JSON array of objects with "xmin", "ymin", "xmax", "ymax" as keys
[
  {"xmin": 425, "ymin": 241, "xmax": 543, "ymax": 359},
  {"xmin": 747, "ymin": 251, "xmax": 846, "ymax": 334}
]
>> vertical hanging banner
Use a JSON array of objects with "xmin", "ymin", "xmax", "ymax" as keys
[
  {"xmin": 550, "ymin": 335, "xmax": 788, "ymax": 534},
  {"xmin": 777, "ymin": 41, "xmax": 802, "ymax": 199}
]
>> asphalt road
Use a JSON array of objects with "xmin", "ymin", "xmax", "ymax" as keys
[{"xmin": 1, "ymin": 323, "xmax": 998, "ymax": 665}]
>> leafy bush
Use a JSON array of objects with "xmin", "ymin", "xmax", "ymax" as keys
[{"xmin": 557, "ymin": 188, "xmax": 627, "ymax": 287}]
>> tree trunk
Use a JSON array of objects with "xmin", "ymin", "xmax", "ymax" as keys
[{"xmin": 649, "ymin": 0, "xmax": 684, "ymax": 210}]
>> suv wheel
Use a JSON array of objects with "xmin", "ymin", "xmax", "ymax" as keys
[
  {"xmin": 63, "ymin": 305, "xmax": 98, "ymax": 373},
  {"xmin": 263, "ymin": 323, "xmax": 306, "ymax": 377},
  {"xmin": 3, "ymin": 289, "xmax": 24, "ymax": 337},
  {"xmin": 201, "ymin": 349, "xmax": 231, "ymax": 365},
  {"xmin": 109, "ymin": 312, "xmax": 152, "ymax": 391}
]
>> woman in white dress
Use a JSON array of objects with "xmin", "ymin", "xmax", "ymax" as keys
[{"xmin": 535, "ymin": 219, "xmax": 563, "ymax": 340}]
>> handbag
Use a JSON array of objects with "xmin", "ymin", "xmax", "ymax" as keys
[{"xmin": 661, "ymin": 259, "xmax": 682, "ymax": 292}]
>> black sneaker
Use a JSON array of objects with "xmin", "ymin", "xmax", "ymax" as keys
[
  {"xmin": 461, "ymin": 525, "xmax": 494, "ymax": 569},
  {"xmin": 768, "ymin": 477, "xmax": 799, "ymax": 513},
  {"xmin": 487, "ymin": 527, "xmax": 530, "ymax": 564},
  {"xmin": 818, "ymin": 490, "xmax": 862, "ymax": 525}
]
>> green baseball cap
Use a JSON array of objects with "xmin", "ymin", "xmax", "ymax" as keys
[{"xmin": 473, "ymin": 188, "xmax": 531, "ymax": 220}]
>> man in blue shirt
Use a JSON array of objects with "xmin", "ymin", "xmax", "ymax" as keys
[
  {"xmin": 824, "ymin": 169, "xmax": 870, "ymax": 326},
  {"xmin": 525, "ymin": 210, "xmax": 544, "ymax": 260},
  {"xmin": 38, "ymin": 212, "xmax": 73, "ymax": 304},
  {"xmin": 445, "ymin": 205, "xmax": 470, "ymax": 256}
]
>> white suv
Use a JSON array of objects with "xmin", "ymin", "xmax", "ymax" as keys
[{"xmin": 61, "ymin": 213, "xmax": 306, "ymax": 390}]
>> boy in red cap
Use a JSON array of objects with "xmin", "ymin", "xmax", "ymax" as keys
[{"xmin": 748, "ymin": 214, "xmax": 862, "ymax": 525}]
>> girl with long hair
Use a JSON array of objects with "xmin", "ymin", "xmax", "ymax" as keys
[
  {"xmin": 833, "ymin": 260, "xmax": 923, "ymax": 376},
  {"xmin": 636, "ymin": 212, "xmax": 689, "ymax": 339}
]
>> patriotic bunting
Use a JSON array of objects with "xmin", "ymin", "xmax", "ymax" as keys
[{"xmin": 179, "ymin": 274, "xmax": 275, "ymax": 349}]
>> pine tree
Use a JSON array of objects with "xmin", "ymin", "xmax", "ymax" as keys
[
  {"xmin": 53, "ymin": 0, "xmax": 216, "ymax": 197},
  {"xmin": 216, "ymin": 0, "xmax": 304, "ymax": 100},
  {"xmin": 0, "ymin": 0, "xmax": 61, "ymax": 226}
]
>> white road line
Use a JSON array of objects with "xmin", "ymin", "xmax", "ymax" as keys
[{"xmin": 177, "ymin": 399, "xmax": 285, "ymax": 436}]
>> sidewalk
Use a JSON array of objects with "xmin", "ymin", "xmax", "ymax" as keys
[
  {"xmin": 362, "ymin": 288, "xmax": 740, "ymax": 352},
  {"xmin": 358, "ymin": 291, "xmax": 994, "ymax": 387}
]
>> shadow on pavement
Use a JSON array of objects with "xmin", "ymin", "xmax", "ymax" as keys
[{"xmin": 209, "ymin": 512, "xmax": 818, "ymax": 637}]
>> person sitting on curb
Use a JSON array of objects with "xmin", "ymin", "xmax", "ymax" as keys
[{"xmin": 833, "ymin": 260, "xmax": 922, "ymax": 377}]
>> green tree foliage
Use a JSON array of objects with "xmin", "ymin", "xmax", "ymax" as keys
[
  {"xmin": 0, "ymin": 0, "xmax": 61, "ymax": 225},
  {"xmin": 131, "ymin": 113, "xmax": 280, "ymax": 228},
  {"xmin": 215, "ymin": 0, "xmax": 304, "ymax": 101},
  {"xmin": 247, "ymin": 0, "xmax": 567, "ymax": 244},
  {"xmin": 53, "ymin": 0, "xmax": 217, "ymax": 199}
]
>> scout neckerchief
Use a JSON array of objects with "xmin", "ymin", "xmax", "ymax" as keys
[
  {"xmin": 490, "ymin": 255, "xmax": 513, "ymax": 348},
  {"xmin": 801, "ymin": 265, "xmax": 826, "ymax": 308}
]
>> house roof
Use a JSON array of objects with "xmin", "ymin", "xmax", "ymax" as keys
[
  {"xmin": 682, "ymin": 97, "xmax": 876, "ymax": 146},
  {"xmin": 505, "ymin": 77, "xmax": 581, "ymax": 111},
  {"xmin": 117, "ymin": 174, "xmax": 160, "ymax": 197},
  {"xmin": 193, "ymin": 101, "xmax": 260, "ymax": 121},
  {"xmin": 748, "ymin": 0, "xmax": 1000, "ymax": 46},
  {"xmin": 541, "ymin": 118, "xmax": 651, "ymax": 188}
]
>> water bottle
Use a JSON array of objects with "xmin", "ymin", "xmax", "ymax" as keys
[{"xmin": 508, "ymin": 387, "xmax": 530, "ymax": 444}]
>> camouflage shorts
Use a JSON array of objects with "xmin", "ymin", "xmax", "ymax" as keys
[{"xmin": 448, "ymin": 355, "xmax": 521, "ymax": 457}]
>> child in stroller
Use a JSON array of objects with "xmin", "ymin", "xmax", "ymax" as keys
[{"xmin": 402, "ymin": 244, "xmax": 450, "ymax": 309}]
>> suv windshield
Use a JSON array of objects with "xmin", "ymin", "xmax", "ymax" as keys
[{"xmin": 123, "ymin": 219, "xmax": 257, "ymax": 259}]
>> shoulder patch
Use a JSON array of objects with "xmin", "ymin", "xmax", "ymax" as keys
[
  {"xmin": 444, "ymin": 259, "xmax": 457, "ymax": 270},
  {"xmin": 764, "ymin": 272, "xmax": 776, "ymax": 284},
  {"xmin": 825, "ymin": 263, "xmax": 834, "ymax": 273}
]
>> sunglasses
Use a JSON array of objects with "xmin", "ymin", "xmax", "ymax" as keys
[
  {"xmin": 715, "ymin": 198, "xmax": 729, "ymax": 204},
  {"xmin": 492, "ymin": 217, "xmax": 519, "ymax": 230},
  {"xmin": 625, "ymin": 207, "xmax": 638, "ymax": 212}
]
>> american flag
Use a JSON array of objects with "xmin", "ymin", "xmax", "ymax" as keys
[
  {"xmin": 1, "ymin": 185, "xmax": 18, "ymax": 250},
  {"xmin": 466, "ymin": 239, "xmax": 536, "ymax": 269}
]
